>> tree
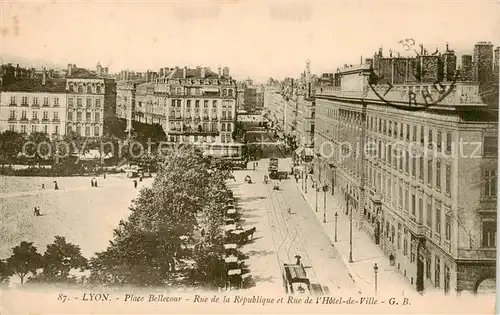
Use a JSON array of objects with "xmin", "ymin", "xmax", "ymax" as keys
[
  {"xmin": 24, "ymin": 132, "xmax": 52, "ymax": 167},
  {"xmin": 7, "ymin": 241, "xmax": 43, "ymax": 285},
  {"xmin": 0, "ymin": 131, "xmax": 24, "ymax": 167},
  {"xmin": 29, "ymin": 236, "xmax": 87, "ymax": 284},
  {"xmin": 0, "ymin": 259, "xmax": 13, "ymax": 284}
]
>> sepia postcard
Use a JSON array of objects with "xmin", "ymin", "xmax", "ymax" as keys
[{"xmin": 0, "ymin": 0, "xmax": 498, "ymax": 314}]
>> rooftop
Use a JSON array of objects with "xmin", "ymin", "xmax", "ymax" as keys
[
  {"xmin": 165, "ymin": 68, "xmax": 223, "ymax": 80},
  {"xmin": 67, "ymin": 67, "xmax": 102, "ymax": 79},
  {"xmin": 2, "ymin": 77, "xmax": 67, "ymax": 93}
]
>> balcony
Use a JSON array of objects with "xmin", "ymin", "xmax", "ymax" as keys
[
  {"xmin": 31, "ymin": 118, "xmax": 39, "ymax": 122},
  {"xmin": 52, "ymin": 118, "xmax": 61, "ymax": 123},
  {"xmin": 458, "ymin": 248, "xmax": 496, "ymax": 261},
  {"xmin": 20, "ymin": 117, "xmax": 29, "ymax": 122},
  {"xmin": 168, "ymin": 116, "xmax": 183, "ymax": 121},
  {"xmin": 42, "ymin": 118, "xmax": 50, "ymax": 123},
  {"xmin": 21, "ymin": 103, "xmax": 29, "ymax": 107},
  {"xmin": 8, "ymin": 117, "xmax": 16, "ymax": 122},
  {"xmin": 406, "ymin": 219, "xmax": 429, "ymax": 237},
  {"xmin": 479, "ymin": 197, "xmax": 497, "ymax": 214}
]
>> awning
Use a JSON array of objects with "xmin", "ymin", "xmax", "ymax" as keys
[
  {"xmin": 226, "ymin": 209, "xmax": 237, "ymax": 215},
  {"xmin": 227, "ymin": 269, "xmax": 242, "ymax": 276},
  {"xmin": 225, "ymin": 224, "xmax": 236, "ymax": 231},
  {"xmin": 224, "ymin": 256, "xmax": 238, "ymax": 263},
  {"xmin": 230, "ymin": 229, "xmax": 245, "ymax": 235},
  {"xmin": 224, "ymin": 244, "xmax": 237, "ymax": 250}
]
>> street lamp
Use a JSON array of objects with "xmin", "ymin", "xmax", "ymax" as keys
[
  {"xmin": 348, "ymin": 197, "xmax": 353, "ymax": 263},
  {"xmin": 374, "ymin": 263, "xmax": 379, "ymax": 295},
  {"xmin": 322, "ymin": 184, "xmax": 329, "ymax": 223},
  {"xmin": 334, "ymin": 212, "xmax": 338, "ymax": 242},
  {"xmin": 315, "ymin": 185, "xmax": 319, "ymax": 213}
]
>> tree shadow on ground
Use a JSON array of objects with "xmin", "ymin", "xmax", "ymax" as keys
[
  {"xmin": 239, "ymin": 196, "xmax": 266, "ymax": 203},
  {"xmin": 252, "ymin": 275, "xmax": 276, "ymax": 284},
  {"xmin": 240, "ymin": 213, "xmax": 262, "ymax": 219},
  {"xmin": 245, "ymin": 249, "xmax": 275, "ymax": 257}
]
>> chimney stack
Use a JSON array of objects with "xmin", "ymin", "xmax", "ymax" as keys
[
  {"xmin": 67, "ymin": 63, "xmax": 72, "ymax": 77},
  {"xmin": 223, "ymin": 67, "xmax": 229, "ymax": 77},
  {"xmin": 183, "ymin": 66, "xmax": 187, "ymax": 79},
  {"xmin": 42, "ymin": 67, "xmax": 46, "ymax": 85},
  {"xmin": 200, "ymin": 67, "xmax": 206, "ymax": 79},
  {"xmin": 218, "ymin": 66, "xmax": 222, "ymax": 78}
]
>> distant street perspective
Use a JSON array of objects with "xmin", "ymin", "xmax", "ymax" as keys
[{"xmin": 0, "ymin": 3, "xmax": 497, "ymax": 311}]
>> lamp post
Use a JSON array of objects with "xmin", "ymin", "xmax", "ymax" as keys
[
  {"xmin": 305, "ymin": 163, "xmax": 308, "ymax": 193},
  {"xmin": 374, "ymin": 263, "xmax": 379, "ymax": 295},
  {"xmin": 315, "ymin": 185, "xmax": 319, "ymax": 213},
  {"xmin": 334, "ymin": 212, "xmax": 338, "ymax": 242},
  {"xmin": 348, "ymin": 197, "xmax": 353, "ymax": 263},
  {"xmin": 322, "ymin": 184, "xmax": 329, "ymax": 223}
]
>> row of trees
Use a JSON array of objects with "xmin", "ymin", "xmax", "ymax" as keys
[{"xmin": 0, "ymin": 145, "xmax": 234, "ymax": 289}]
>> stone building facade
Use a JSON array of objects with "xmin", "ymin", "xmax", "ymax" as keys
[{"xmin": 314, "ymin": 44, "xmax": 497, "ymax": 295}]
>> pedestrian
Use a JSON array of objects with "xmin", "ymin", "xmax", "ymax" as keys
[
  {"xmin": 91, "ymin": 178, "xmax": 94, "ymax": 187},
  {"xmin": 53, "ymin": 180, "xmax": 59, "ymax": 190},
  {"xmin": 34, "ymin": 207, "xmax": 37, "ymax": 216},
  {"xmin": 41, "ymin": 184, "xmax": 45, "ymax": 189},
  {"xmin": 103, "ymin": 173, "xmax": 106, "ymax": 179},
  {"xmin": 134, "ymin": 180, "xmax": 138, "ymax": 189},
  {"xmin": 287, "ymin": 205, "xmax": 291, "ymax": 214},
  {"xmin": 94, "ymin": 179, "xmax": 98, "ymax": 187}
]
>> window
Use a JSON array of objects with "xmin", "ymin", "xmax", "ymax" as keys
[
  {"xmin": 78, "ymin": 85, "xmax": 83, "ymax": 93},
  {"xmin": 54, "ymin": 126, "xmax": 59, "ymax": 134},
  {"xmin": 221, "ymin": 123, "xmax": 226, "ymax": 131},
  {"xmin": 389, "ymin": 121, "xmax": 392, "ymax": 136},
  {"xmin": 426, "ymin": 254, "xmax": 432, "ymax": 279},
  {"xmin": 96, "ymin": 86, "xmax": 101, "ymax": 94},
  {"xmin": 427, "ymin": 201, "xmax": 433, "ymax": 228},
  {"xmin": 412, "ymin": 156, "xmax": 416, "ymax": 177},
  {"xmin": 427, "ymin": 158, "xmax": 433, "ymax": 186},
  {"xmin": 22, "ymin": 97, "xmax": 28, "ymax": 105},
  {"xmin": 86, "ymin": 98, "xmax": 92, "ymax": 107},
  {"xmin": 420, "ymin": 126, "xmax": 424, "ymax": 145},
  {"xmin": 419, "ymin": 156, "xmax": 424, "ymax": 181},
  {"xmin": 85, "ymin": 126, "xmax": 90, "ymax": 136},
  {"xmin": 445, "ymin": 214, "xmax": 451, "ymax": 241},
  {"xmin": 412, "ymin": 126, "xmax": 417, "ymax": 142},
  {"xmin": 405, "ymin": 151, "xmax": 409, "ymax": 173},
  {"xmin": 68, "ymin": 112, "xmax": 73, "ymax": 121},
  {"xmin": 44, "ymin": 125, "xmax": 48, "ymax": 133},
  {"xmin": 195, "ymin": 100, "xmax": 200, "ymax": 108},
  {"xmin": 484, "ymin": 170, "xmax": 497, "ymax": 197},
  {"xmin": 403, "ymin": 230, "xmax": 408, "ymax": 256},
  {"xmin": 227, "ymin": 123, "xmax": 232, "ymax": 132},
  {"xmin": 435, "ymin": 203, "xmax": 441, "ymax": 234},
  {"xmin": 10, "ymin": 96, "xmax": 16, "ymax": 104},
  {"xmin": 53, "ymin": 112, "xmax": 59, "ymax": 120},
  {"xmin": 43, "ymin": 111, "xmax": 48, "ymax": 119},
  {"xmin": 32, "ymin": 111, "xmax": 38, "ymax": 119},
  {"xmin": 445, "ymin": 164, "xmax": 451, "ymax": 195},
  {"xmin": 94, "ymin": 126, "xmax": 100, "ymax": 136},
  {"xmin": 95, "ymin": 99, "xmax": 101, "ymax": 107},
  {"xmin": 187, "ymin": 100, "xmax": 191, "ymax": 108},
  {"xmin": 21, "ymin": 111, "xmax": 27, "ymax": 119},
  {"xmin": 410, "ymin": 240, "xmax": 415, "ymax": 263},
  {"xmin": 437, "ymin": 130, "xmax": 442, "ymax": 151},
  {"xmin": 20, "ymin": 125, "xmax": 27, "ymax": 133},
  {"xmin": 398, "ymin": 187, "xmax": 403, "ymax": 208},
  {"xmin": 87, "ymin": 85, "xmax": 92, "ymax": 93},
  {"xmin": 436, "ymin": 159, "xmax": 441, "ymax": 190},
  {"xmin": 444, "ymin": 265, "xmax": 451, "ymax": 294},
  {"xmin": 8, "ymin": 125, "xmax": 15, "ymax": 132},
  {"xmin": 9, "ymin": 110, "xmax": 15, "ymax": 119},
  {"xmin": 406, "ymin": 124, "xmax": 410, "ymax": 141},
  {"xmin": 399, "ymin": 122, "xmax": 403, "ymax": 139},
  {"xmin": 428, "ymin": 128, "xmax": 433, "ymax": 147},
  {"xmin": 31, "ymin": 125, "xmax": 36, "ymax": 133},
  {"xmin": 446, "ymin": 132, "xmax": 452, "ymax": 153},
  {"xmin": 43, "ymin": 97, "xmax": 48, "ymax": 106},
  {"xmin": 435, "ymin": 256, "xmax": 441, "ymax": 288},
  {"xmin": 484, "ymin": 137, "xmax": 497, "ymax": 155},
  {"xmin": 405, "ymin": 189, "xmax": 409, "ymax": 212},
  {"xmin": 68, "ymin": 98, "xmax": 74, "ymax": 106},
  {"xmin": 86, "ymin": 112, "xmax": 91, "ymax": 121},
  {"xmin": 76, "ymin": 125, "xmax": 81, "ymax": 135},
  {"xmin": 77, "ymin": 112, "xmax": 82, "ymax": 120},
  {"xmin": 77, "ymin": 98, "xmax": 82, "ymax": 106},
  {"xmin": 411, "ymin": 194, "xmax": 416, "ymax": 218},
  {"xmin": 418, "ymin": 198, "xmax": 423, "ymax": 224},
  {"xmin": 95, "ymin": 112, "xmax": 100, "ymax": 122},
  {"xmin": 482, "ymin": 220, "xmax": 496, "ymax": 247},
  {"xmin": 204, "ymin": 100, "xmax": 208, "ymax": 108},
  {"xmin": 177, "ymin": 100, "xmax": 181, "ymax": 107}
]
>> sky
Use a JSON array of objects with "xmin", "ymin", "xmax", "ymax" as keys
[{"xmin": 1, "ymin": 1, "xmax": 499, "ymax": 83}]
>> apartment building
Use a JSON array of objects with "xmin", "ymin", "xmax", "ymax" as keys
[
  {"xmin": 314, "ymin": 43, "xmax": 498, "ymax": 295},
  {"xmin": 0, "ymin": 64, "xmax": 116, "ymax": 138},
  {"xmin": 0, "ymin": 67, "xmax": 67, "ymax": 137}
]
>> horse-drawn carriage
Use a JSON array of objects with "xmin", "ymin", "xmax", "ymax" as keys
[{"xmin": 225, "ymin": 226, "xmax": 256, "ymax": 244}]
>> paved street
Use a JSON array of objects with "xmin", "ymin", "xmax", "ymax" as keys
[{"xmin": 228, "ymin": 160, "xmax": 357, "ymax": 294}]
